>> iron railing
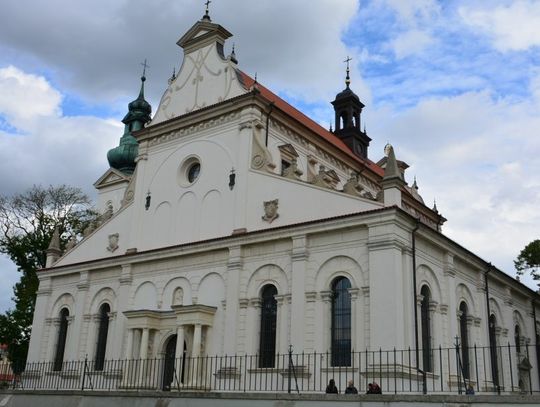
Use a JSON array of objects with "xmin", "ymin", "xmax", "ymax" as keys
[{"xmin": 1, "ymin": 343, "xmax": 538, "ymax": 394}]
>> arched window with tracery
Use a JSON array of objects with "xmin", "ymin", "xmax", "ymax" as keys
[
  {"xmin": 53, "ymin": 308, "xmax": 70, "ymax": 371},
  {"xmin": 259, "ymin": 284, "xmax": 277, "ymax": 368},
  {"xmin": 459, "ymin": 302, "xmax": 470, "ymax": 379},
  {"xmin": 94, "ymin": 303, "xmax": 110, "ymax": 371},
  {"xmin": 331, "ymin": 276, "xmax": 351, "ymax": 366},
  {"xmin": 489, "ymin": 314, "xmax": 500, "ymax": 389},
  {"xmin": 420, "ymin": 285, "xmax": 432, "ymax": 372}
]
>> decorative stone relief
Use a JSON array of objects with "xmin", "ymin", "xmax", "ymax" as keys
[
  {"xmin": 342, "ymin": 173, "xmax": 364, "ymax": 196},
  {"xmin": 250, "ymin": 121, "xmax": 276, "ymax": 172},
  {"xmin": 262, "ymin": 199, "xmax": 279, "ymax": 223},
  {"xmin": 107, "ymin": 233, "xmax": 119, "ymax": 253},
  {"xmin": 282, "ymin": 158, "xmax": 303, "ymax": 180},
  {"xmin": 310, "ymin": 166, "xmax": 332, "ymax": 189},
  {"xmin": 121, "ymin": 168, "xmax": 137, "ymax": 208}
]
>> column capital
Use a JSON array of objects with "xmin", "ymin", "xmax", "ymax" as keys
[
  {"xmin": 305, "ymin": 291, "xmax": 317, "ymax": 303},
  {"xmin": 321, "ymin": 290, "xmax": 332, "ymax": 302},
  {"xmin": 348, "ymin": 287, "xmax": 360, "ymax": 300},
  {"xmin": 238, "ymin": 298, "xmax": 249, "ymax": 309},
  {"xmin": 249, "ymin": 298, "xmax": 262, "ymax": 308}
]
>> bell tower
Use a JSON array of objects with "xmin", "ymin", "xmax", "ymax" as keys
[{"xmin": 331, "ymin": 57, "xmax": 371, "ymax": 159}]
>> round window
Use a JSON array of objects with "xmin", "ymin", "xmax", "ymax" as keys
[
  {"xmin": 187, "ymin": 162, "xmax": 200, "ymax": 183},
  {"xmin": 177, "ymin": 156, "xmax": 202, "ymax": 187}
]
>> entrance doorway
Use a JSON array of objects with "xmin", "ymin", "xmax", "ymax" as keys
[{"xmin": 162, "ymin": 335, "xmax": 187, "ymax": 391}]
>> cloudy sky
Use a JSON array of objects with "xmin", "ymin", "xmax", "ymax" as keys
[{"xmin": 1, "ymin": 0, "xmax": 539, "ymax": 312}]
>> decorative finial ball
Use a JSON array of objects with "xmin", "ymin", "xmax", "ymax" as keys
[{"xmin": 384, "ymin": 143, "xmax": 393, "ymax": 157}]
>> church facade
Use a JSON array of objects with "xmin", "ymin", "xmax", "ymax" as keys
[{"xmin": 26, "ymin": 10, "xmax": 540, "ymax": 394}]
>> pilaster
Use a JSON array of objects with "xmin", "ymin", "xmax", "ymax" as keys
[
  {"xmin": 290, "ymin": 234, "xmax": 308, "ymax": 351},
  {"xmin": 224, "ymin": 245, "xmax": 243, "ymax": 354}
]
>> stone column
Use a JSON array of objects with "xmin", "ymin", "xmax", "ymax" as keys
[
  {"xmin": 349, "ymin": 288, "xmax": 360, "ymax": 351},
  {"xmin": 175, "ymin": 325, "xmax": 185, "ymax": 386},
  {"xmin": 113, "ymin": 264, "xmax": 133, "ymax": 358},
  {"xmin": 367, "ymin": 221, "xmax": 407, "ymax": 350},
  {"xmin": 290, "ymin": 235, "xmax": 308, "ymax": 352},
  {"xmin": 138, "ymin": 328, "xmax": 149, "ymax": 386},
  {"xmin": 274, "ymin": 295, "xmax": 287, "ymax": 355},
  {"xmin": 191, "ymin": 324, "xmax": 202, "ymax": 386},
  {"xmin": 224, "ymin": 245, "xmax": 242, "ymax": 355},
  {"xmin": 248, "ymin": 298, "xmax": 261, "ymax": 355},
  {"xmin": 126, "ymin": 329, "xmax": 134, "ymax": 359},
  {"xmin": 444, "ymin": 253, "xmax": 457, "ymax": 348},
  {"xmin": 320, "ymin": 291, "xmax": 332, "ymax": 353},
  {"xmin": 68, "ymin": 272, "xmax": 89, "ymax": 361}
]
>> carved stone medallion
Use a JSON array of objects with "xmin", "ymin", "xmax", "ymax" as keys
[
  {"xmin": 262, "ymin": 199, "xmax": 279, "ymax": 223},
  {"xmin": 107, "ymin": 233, "xmax": 119, "ymax": 253}
]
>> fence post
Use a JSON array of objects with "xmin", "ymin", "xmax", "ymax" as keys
[
  {"xmin": 287, "ymin": 345, "xmax": 292, "ymax": 394},
  {"xmin": 81, "ymin": 356, "xmax": 87, "ymax": 391}
]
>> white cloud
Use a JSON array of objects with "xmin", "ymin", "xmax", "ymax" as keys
[
  {"xmin": 369, "ymin": 86, "xmax": 540, "ymax": 281},
  {"xmin": 0, "ymin": 66, "xmax": 62, "ymax": 125},
  {"xmin": 0, "ymin": 66, "xmax": 121, "ymax": 196},
  {"xmin": 379, "ymin": 0, "xmax": 440, "ymax": 24},
  {"xmin": 388, "ymin": 29, "xmax": 434, "ymax": 59},
  {"xmin": 460, "ymin": 1, "xmax": 540, "ymax": 52},
  {"xmin": 0, "ymin": 255, "xmax": 18, "ymax": 313}
]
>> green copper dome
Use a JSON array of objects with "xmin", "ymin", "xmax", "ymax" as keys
[{"xmin": 107, "ymin": 75, "xmax": 152, "ymax": 174}]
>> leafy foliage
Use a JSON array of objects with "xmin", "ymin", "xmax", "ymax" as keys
[
  {"xmin": 0, "ymin": 185, "xmax": 98, "ymax": 364},
  {"xmin": 515, "ymin": 239, "xmax": 540, "ymax": 282}
]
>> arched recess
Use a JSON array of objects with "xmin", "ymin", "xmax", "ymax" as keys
[
  {"xmin": 176, "ymin": 192, "xmax": 197, "ymax": 243},
  {"xmin": 245, "ymin": 264, "xmax": 289, "ymax": 299},
  {"xmin": 151, "ymin": 201, "xmax": 172, "ymax": 247},
  {"xmin": 134, "ymin": 281, "xmax": 158, "ymax": 310},
  {"xmin": 455, "ymin": 283, "xmax": 476, "ymax": 316},
  {"xmin": 417, "ymin": 264, "xmax": 442, "ymax": 303},
  {"xmin": 197, "ymin": 272, "xmax": 225, "ymax": 307},
  {"xmin": 50, "ymin": 293, "xmax": 75, "ymax": 317},
  {"xmin": 489, "ymin": 298, "xmax": 504, "ymax": 327},
  {"xmin": 315, "ymin": 255, "xmax": 363, "ymax": 292},
  {"xmin": 162, "ymin": 277, "xmax": 192, "ymax": 308},
  {"xmin": 89, "ymin": 287, "xmax": 116, "ymax": 314},
  {"xmin": 199, "ymin": 189, "xmax": 222, "ymax": 240}
]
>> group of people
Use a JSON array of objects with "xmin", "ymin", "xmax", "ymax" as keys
[{"xmin": 325, "ymin": 379, "xmax": 382, "ymax": 395}]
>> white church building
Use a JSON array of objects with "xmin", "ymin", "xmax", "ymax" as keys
[{"xmin": 25, "ymin": 8, "xmax": 540, "ymax": 394}]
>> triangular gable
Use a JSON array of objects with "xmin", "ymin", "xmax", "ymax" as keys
[
  {"xmin": 177, "ymin": 20, "xmax": 232, "ymax": 50},
  {"xmin": 93, "ymin": 168, "xmax": 131, "ymax": 189}
]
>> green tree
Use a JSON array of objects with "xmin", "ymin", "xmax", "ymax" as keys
[
  {"xmin": 515, "ymin": 239, "xmax": 540, "ymax": 283},
  {"xmin": 0, "ymin": 185, "xmax": 98, "ymax": 364}
]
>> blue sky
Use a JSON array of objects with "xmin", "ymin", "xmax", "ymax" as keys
[{"xmin": 1, "ymin": 0, "xmax": 540, "ymax": 312}]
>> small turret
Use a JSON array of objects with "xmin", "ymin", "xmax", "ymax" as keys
[
  {"xmin": 107, "ymin": 67, "xmax": 152, "ymax": 174},
  {"xmin": 381, "ymin": 144, "xmax": 405, "ymax": 208},
  {"xmin": 46, "ymin": 225, "xmax": 62, "ymax": 268},
  {"xmin": 331, "ymin": 57, "xmax": 371, "ymax": 159}
]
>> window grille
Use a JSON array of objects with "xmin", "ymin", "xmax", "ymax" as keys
[
  {"xmin": 259, "ymin": 285, "xmax": 277, "ymax": 368},
  {"xmin": 331, "ymin": 277, "xmax": 351, "ymax": 366},
  {"xmin": 53, "ymin": 308, "xmax": 70, "ymax": 371},
  {"xmin": 94, "ymin": 303, "xmax": 110, "ymax": 371}
]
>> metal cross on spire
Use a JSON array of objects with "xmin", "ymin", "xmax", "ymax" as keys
[
  {"xmin": 140, "ymin": 59, "xmax": 150, "ymax": 79},
  {"xmin": 204, "ymin": 0, "xmax": 212, "ymax": 19},
  {"xmin": 344, "ymin": 56, "xmax": 352, "ymax": 87}
]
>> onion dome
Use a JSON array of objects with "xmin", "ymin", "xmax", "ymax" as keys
[{"xmin": 107, "ymin": 73, "xmax": 152, "ymax": 174}]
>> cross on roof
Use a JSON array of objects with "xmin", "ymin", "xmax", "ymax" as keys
[
  {"xmin": 344, "ymin": 56, "xmax": 352, "ymax": 70},
  {"xmin": 205, "ymin": 0, "xmax": 212, "ymax": 15},
  {"xmin": 140, "ymin": 59, "xmax": 150, "ymax": 77},
  {"xmin": 344, "ymin": 56, "xmax": 352, "ymax": 87}
]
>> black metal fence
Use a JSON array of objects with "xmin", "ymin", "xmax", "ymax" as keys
[{"xmin": 1, "ymin": 344, "xmax": 538, "ymax": 394}]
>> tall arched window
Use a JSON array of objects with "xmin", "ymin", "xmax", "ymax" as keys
[
  {"xmin": 259, "ymin": 284, "xmax": 277, "ymax": 368},
  {"xmin": 53, "ymin": 308, "xmax": 70, "ymax": 371},
  {"xmin": 94, "ymin": 303, "xmax": 110, "ymax": 371},
  {"xmin": 489, "ymin": 314, "xmax": 499, "ymax": 389},
  {"xmin": 420, "ymin": 285, "xmax": 432, "ymax": 372},
  {"xmin": 515, "ymin": 325, "xmax": 521, "ymax": 354},
  {"xmin": 331, "ymin": 276, "xmax": 351, "ymax": 366},
  {"xmin": 459, "ymin": 302, "xmax": 470, "ymax": 379}
]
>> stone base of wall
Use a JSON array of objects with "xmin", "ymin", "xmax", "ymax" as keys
[{"xmin": 1, "ymin": 390, "xmax": 540, "ymax": 407}]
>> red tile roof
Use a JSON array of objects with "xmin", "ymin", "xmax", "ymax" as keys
[{"xmin": 238, "ymin": 71, "xmax": 384, "ymax": 178}]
